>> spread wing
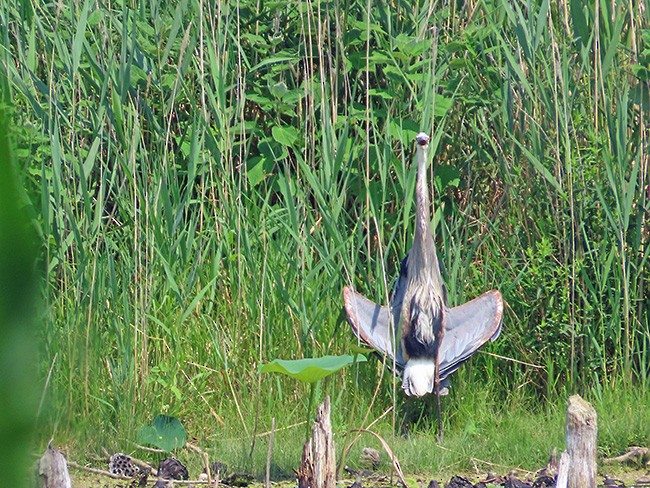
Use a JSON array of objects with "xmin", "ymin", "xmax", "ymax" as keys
[
  {"xmin": 344, "ymin": 285, "xmax": 503, "ymax": 388},
  {"xmin": 438, "ymin": 290, "xmax": 503, "ymax": 380},
  {"xmin": 342, "ymin": 286, "xmax": 405, "ymax": 369}
]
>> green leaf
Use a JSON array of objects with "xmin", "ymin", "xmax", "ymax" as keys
[
  {"xmin": 512, "ymin": 138, "xmax": 566, "ymax": 199},
  {"xmin": 72, "ymin": 0, "xmax": 91, "ymax": 75},
  {"xmin": 349, "ymin": 344, "xmax": 374, "ymax": 355},
  {"xmin": 269, "ymin": 81, "xmax": 288, "ymax": 99},
  {"xmin": 434, "ymin": 94, "xmax": 453, "ymax": 118},
  {"xmin": 250, "ymin": 53, "xmax": 298, "ymax": 73},
  {"xmin": 259, "ymin": 138, "xmax": 288, "ymax": 161},
  {"xmin": 137, "ymin": 415, "xmax": 186, "ymax": 452},
  {"xmin": 570, "ymin": 0, "xmax": 590, "ymax": 47},
  {"xmin": 368, "ymin": 88, "xmax": 395, "ymax": 100},
  {"xmin": 247, "ymin": 156, "xmax": 267, "ymax": 187},
  {"xmin": 272, "ymin": 125, "xmax": 298, "ymax": 147},
  {"xmin": 434, "ymin": 164, "xmax": 460, "ymax": 191},
  {"xmin": 258, "ymin": 354, "xmax": 367, "ymax": 383}
]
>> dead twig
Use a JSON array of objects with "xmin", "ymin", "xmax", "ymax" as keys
[
  {"xmin": 479, "ymin": 350, "xmax": 544, "ymax": 369},
  {"xmin": 186, "ymin": 442, "xmax": 212, "ymax": 483},
  {"xmin": 435, "ymin": 444, "xmax": 536, "ymax": 476},
  {"xmin": 337, "ymin": 406, "xmax": 393, "ymax": 479},
  {"xmin": 67, "ymin": 461, "xmax": 131, "ymax": 480},
  {"xmin": 133, "ymin": 443, "xmax": 167, "ymax": 454},
  {"xmin": 346, "ymin": 428, "xmax": 408, "ymax": 488},
  {"xmin": 604, "ymin": 447, "xmax": 649, "ymax": 465}
]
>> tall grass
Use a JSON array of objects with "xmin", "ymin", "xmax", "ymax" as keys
[{"xmin": 1, "ymin": 0, "xmax": 648, "ymax": 474}]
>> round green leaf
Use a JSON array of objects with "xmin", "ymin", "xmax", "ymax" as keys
[
  {"xmin": 137, "ymin": 415, "xmax": 186, "ymax": 452},
  {"xmin": 258, "ymin": 354, "xmax": 367, "ymax": 383}
]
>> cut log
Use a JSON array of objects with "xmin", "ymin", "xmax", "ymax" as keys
[
  {"xmin": 559, "ymin": 394, "xmax": 598, "ymax": 488},
  {"xmin": 38, "ymin": 443, "xmax": 71, "ymax": 488},
  {"xmin": 297, "ymin": 396, "xmax": 335, "ymax": 488}
]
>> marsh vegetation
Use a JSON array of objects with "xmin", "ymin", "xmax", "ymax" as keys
[{"xmin": 1, "ymin": 0, "xmax": 649, "ymax": 481}]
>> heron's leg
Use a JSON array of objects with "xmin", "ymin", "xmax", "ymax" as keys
[
  {"xmin": 435, "ymin": 386, "xmax": 443, "ymax": 442},
  {"xmin": 434, "ymin": 360, "xmax": 443, "ymax": 443},
  {"xmin": 400, "ymin": 396, "xmax": 413, "ymax": 438}
]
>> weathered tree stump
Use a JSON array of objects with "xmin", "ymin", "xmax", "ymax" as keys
[
  {"xmin": 38, "ymin": 443, "xmax": 71, "ymax": 488},
  {"xmin": 297, "ymin": 396, "xmax": 335, "ymax": 488},
  {"xmin": 556, "ymin": 394, "xmax": 598, "ymax": 488}
]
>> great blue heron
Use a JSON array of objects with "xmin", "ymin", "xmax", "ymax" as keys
[{"xmin": 343, "ymin": 132, "xmax": 503, "ymax": 439}]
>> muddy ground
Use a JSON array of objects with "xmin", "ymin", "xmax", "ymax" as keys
[{"xmin": 68, "ymin": 464, "xmax": 650, "ymax": 488}]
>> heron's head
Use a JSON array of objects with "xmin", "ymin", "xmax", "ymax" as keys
[{"xmin": 415, "ymin": 132, "xmax": 430, "ymax": 147}]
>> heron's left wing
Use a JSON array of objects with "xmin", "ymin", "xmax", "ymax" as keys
[
  {"xmin": 343, "ymin": 286, "xmax": 405, "ymax": 370},
  {"xmin": 438, "ymin": 290, "xmax": 503, "ymax": 380}
]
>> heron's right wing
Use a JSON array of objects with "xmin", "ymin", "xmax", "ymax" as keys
[
  {"xmin": 438, "ymin": 290, "xmax": 504, "ymax": 379},
  {"xmin": 343, "ymin": 286, "xmax": 405, "ymax": 369}
]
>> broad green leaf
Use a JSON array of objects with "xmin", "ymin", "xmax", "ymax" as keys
[
  {"xmin": 272, "ymin": 125, "xmax": 298, "ymax": 147},
  {"xmin": 82, "ymin": 134, "xmax": 100, "ymax": 180},
  {"xmin": 512, "ymin": 138, "xmax": 566, "ymax": 199},
  {"xmin": 137, "ymin": 415, "xmax": 186, "ymax": 452},
  {"xmin": 258, "ymin": 355, "xmax": 367, "ymax": 383}
]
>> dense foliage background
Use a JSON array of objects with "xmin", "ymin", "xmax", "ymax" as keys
[{"xmin": 1, "ymin": 0, "xmax": 648, "ymax": 477}]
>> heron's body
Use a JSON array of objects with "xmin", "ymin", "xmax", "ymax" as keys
[
  {"xmin": 343, "ymin": 132, "xmax": 504, "ymax": 438},
  {"xmin": 399, "ymin": 133, "xmax": 446, "ymax": 398}
]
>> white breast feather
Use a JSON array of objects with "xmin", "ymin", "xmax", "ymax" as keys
[{"xmin": 402, "ymin": 358, "xmax": 436, "ymax": 397}]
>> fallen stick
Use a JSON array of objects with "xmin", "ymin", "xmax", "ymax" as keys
[
  {"xmin": 604, "ymin": 447, "xmax": 649, "ymax": 464},
  {"xmin": 67, "ymin": 461, "xmax": 131, "ymax": 480}
]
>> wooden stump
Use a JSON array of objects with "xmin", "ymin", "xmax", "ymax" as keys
[
  {"xmin": 38, "ymin": 443, "xmax": 71, "ymax": 488},
  {"xmin": 556, "ymin": 394, "xmax": 597, "ymax": 488},
  {"xmin": 297, "ymin": 396, "xmax": 335, "ymax": 488}
]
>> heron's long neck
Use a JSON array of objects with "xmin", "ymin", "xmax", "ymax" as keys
[{"xmin": 413, "ymin": 149, "xmax": 437, "ymax": 273}]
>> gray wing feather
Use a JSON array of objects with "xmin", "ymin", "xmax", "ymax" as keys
[
  {"xmin": 343, "ymin": 286, "xmax": 405, "ymax": 369},
  {"xmin": 438, "ymin": 290, "xmax": 504, "ymax": 380}
]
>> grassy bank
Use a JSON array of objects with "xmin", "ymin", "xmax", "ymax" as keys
[{"xmin": 1, "ymin": 0, "xmax": 648, "ymax": 478}]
